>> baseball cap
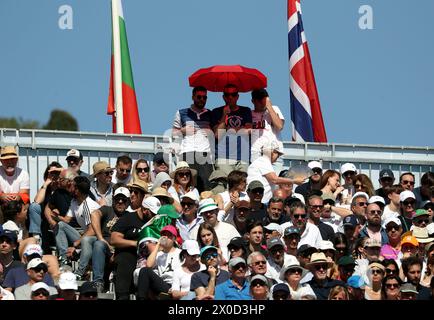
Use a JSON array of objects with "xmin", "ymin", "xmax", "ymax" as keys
[
  {"xmin": 199, "ymin": 245, "xmax": 218, "ymax": 258},
  {"xmin": 368, "ymin": 196, "xmax": 386, "ymax": 207},
  {"xmin": 247, "ymin": 180, "xmax": 265, "ymax": 192},
  {"xmin": 364, "ymin": 238, "xmax": 381, "ymax": 248},
  {"xmin": 399, "ymin": 190, "xmax": 416, "ymax": 202},
  {"xmin": 412, "ymin": 209, "xmax": 429, "ymax": 219},
  {"xmin": 264, "ymin": 223, "xmax": 282, "ymax": 234},
  {"xmin": 379, "ymin": 169, "xmax": 394, "ymax": 179},
  {"xmin": 422, "ymin": 201, "xmax": 433, "ymax": 210},
  {"xmin": 153, "ymin": 152, "xmax": 168, "ymax": 164},
  {"xmin": 266, "ymin": 237, "xmax": 285, "ymax": 250},
  {"xmin": 58, "ymin": 272, "xmax": 78, "ymax": 290},
  {"xmin": 347, "ymin": 275, "xmax": 366, "ymax": 289},
  {"xmin": 297, "ymin": 244, "xmax": 317, "ymax": 256},
  {"xmin": 227, "ymin": 237, "xmax": 246, "ymax": 251},
  {"xmin": 24, "ymin": 244, "xmax": 43, "ymax": 257},
  {"xmin": 263, "ymin": 140, "xmax": 284, "ymax": 155},
  {"xmin": 113, "ymin": 186, "xmax": 131, "ymax": 198},
  {"xmin": 401, "ymin": 235, "xmax": 419, "ymax": 247},
  {"xmin": 142, "ymin": 196, "xmax": 161, "ymax": 214},
  {"xmin": 79, "ymin": 281, "xmax": 98, "ymax": 295},
  {"xmin": 0, "ymin": 229, "xmax": 18, "ymax": 244},
  {"xmin": 31, "ymin": 282, "xmax": 50, "ymax": 293},
  {"xmin": 27, "ymin": 258, "xmax": 47, "ymax": 270},
  {"xmin": 160, "ymin": 225, "xmax": 179, "ymax": 238},
  {"xmin": 271, "ymin": 283, "xmax": 290, "ymax": 295},
  {"xmin": 181, "ymin": 191, "xmax": 199, "ymax": 203},
  {"xmin": 400, "ymin": 283, "xmax": 418, "ymax": 294},
  {"xmin": 382, "ymin": 216, "xmax": 401, "ymax": 229},
  {"xmin": 308, "ymin": 161, "xmax": 322, "ymax": 170},
  {"xmin": 66, "ymin": 149, "xmax": 82, "ymax": 160},
  {"xmin": 198, "ymin": 198, "xmax": 218, "ymax": 215},
  {"xmin": 250, "ymin": 274, "xmax": 268, "ymax": 286},
  {"xmin": 284, "ymin": 226, "xmax": 300, "ymax": 237},
  {"xmin": 343, "ymin": 215, "xmax": 360, "ymax": 228},
  {"xmin": 181, "ymin": 239, "xmax": 200, "ymax": 256},
  {"xmin": 228, "ymin": 257, "xmax": 247, "ymax": 269},
  {"xmin": 337, "ymin": 256, "xmax": 355, "ymax": 266},
  {"xmin": 319, "ymin": 240, "xmax": 335, "ymax": 251},
  {"xmin": 341, "ymin": 163, "xmax": 357, "ymax": 174}
]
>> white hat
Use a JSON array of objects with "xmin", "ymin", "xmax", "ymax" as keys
[
  {"xmin": 31, "ymin": 282, "xmax": 50, "ymax": 292},
  {"xmin": 427, "ymin": 223, "xmax": 434, "ymax": 236},
  {"xmin": 292, "ymin": 193, "xmax": 305, "ymax": 205},
  {"xmin": 368, "ymin": 196, "xmax": 386, "ymax": 206},
  {"xmin": 114, "ymin": 186, "xmax": 131, "ymax": 198},
  {"xmin": 198, "ymin": 198, "xmax": 218, "ymax": 215},
  {"xmin": 264, "ymin": 223, "xmax": 282, "ymax": 234},
  {"xmin": 319, "ymin": 240, "xmax": 335, "ymax": 251},
  {"xmin": 351, "ymin": 192, "xmax": 369, "ymax": 202},
  {"xmin": 66, "ymin": 149, "xmax": 81, "ymax": 159},
  {"xmin": 142, "ymin": 196, "xmax": 161, "ymax": 214},
  {"xmin": 181, "ymin": 191, "xmax": 199, "ymax": 203},
  {"xmin": 262, "ymin": 140, "xmax": 284, "ymax": 155},
  {"xmin": 24, "ymin": 244, "xmax": 43, "ymax": 257},
  {"xmin": 27, "ymin": 258, "xmax": 47, "ymax": 270},
  {"xmin": 58, "ymin": 272, "xmax": 78, "ymax": 290},
  {"xmin": 400, "ymin": 190, "xmax": 416, "ymax": 202},
  {"xmin": 181, "ymin": 239, "xmax": 200, "ymax": 256},
  {"xmin": 382, "ymin": 216, "xmax": 402, "ymax": 229},
  {"xmin": 308, "ymin": 161, "xmax": 322, "ymax": 170},
  {"xmin": 341, "ymin": 163, "xmax": 357, "ymax": 174}
]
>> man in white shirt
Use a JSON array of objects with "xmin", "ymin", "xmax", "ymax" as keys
[
  {"xmin": 265, "ymin": 237, "xmax": 295, "ymax": 282},
  {"xmin": 250, "ymin": 89, "xmax": 285, "ymax": 164},
  {"xmin": 0, "ymin": 146, "xmax": 30, "ymax": 202},
  {"xmin": 112, "ymin": 155, "xmax": 133, "ymax": 185},
  {"xmin": 285, "ymin": 203, "xmax": 322, "ymax": 249},
  {"xmin": 382, "ymin": 184, "xmax": 404, "ymax": 223},
  {"xmin": 55, "ymin": 176, "xmax": 100, "ymax": 279}
]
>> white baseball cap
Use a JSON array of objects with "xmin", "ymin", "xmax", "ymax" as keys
[
  {"xmin": 24, "ymin": 244, "xmax": 43, "ymax": 257},
  {"xmin": 399, "ymin": 190, "xmax": 416, "ymax": 202},
  {"xmin": 292, "ymin": 193, "xmax": 306, "ymax": 204},
  {"xmin": 142, "ymin": 196, "xmax": 161, "ymax": 214},
  {"xmin": 114, "ymin": 187, "xmax": 131, "ymax": 198},
  {"xmin": 66, "ymin": 149, "xmax": 81, "ymax": 159},
  {"xmin": 382, "ymin": 216, "xmax": 402, "ymax": 229},
  {"xmin": 264, "ymin": 223, "xmax": 282, "ymax": 234},
  {"xmin": 27, "ymin": 258, "xmax": 47, "ymax": 270},
  {"xmin": 31, "ymin": 282, "xmax": 50, "ymax": 292},
  {"xmin": 58, "ymin": 272, "xmax": 78, "ymax": 290},
  {"xmin": 181, "ymin": 191, "xmax": 199, "ymax": 203},
  {"xmin": 198, "ymin": 198, "xmax": 219, "ymax": 215},
  {"xmin": 308, "ymin": 161, "xmax": 322, "ymax": 170},
  {"xmin": 181, "ymin": 239, "xmax": 200, "ymax": 256},
  {"xmin": 341, "ymin": 163, "xmax": 357, "ymax": 174},
  {"xmin": 368, "ymin": 196, "xmax": 386, "ymax": 206},
  {"xmin": 319, "ymin": 240, "xmax": 335, "ymax": 251}
]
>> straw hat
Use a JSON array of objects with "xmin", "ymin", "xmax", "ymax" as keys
[
  {"xmin": 307, "ymin": 252, "xmax": 334, "ymax": 268},
  {"xmin": 152, "ymin": 187, "xmax": 174, "ymax": 204},
  {"xmin": 169, "ymin": 161, "xmax": 197, "ymax": 179},
  {"xmin": 0, "ymin": 146, "xmax": 18, "ymax": 160},
  {"xmin": 127, "ymin": 180, "xmax": 149, "ymax": 194},
  {"xmin": 91, "ymin": 161, "xmax": 113, "ymax": 177}
]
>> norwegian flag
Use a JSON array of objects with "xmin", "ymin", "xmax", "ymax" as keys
[{"xmin": 288, "ymin": 0, "xmax": 327, "ymax": 142}]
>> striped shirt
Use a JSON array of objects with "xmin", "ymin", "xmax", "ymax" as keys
[{"xmin": 66, "ymin": 197, "xmax": 100, "ymax": 229}]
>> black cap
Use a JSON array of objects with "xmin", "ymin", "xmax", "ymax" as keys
[
  {"xmin": 79, "ymin": 281, "xmax": 98, "ymax": 295},
  {"xmin": 251, "ymin": 88, "xmax": 269, "ymax": 100},
  {"xmin": 227, "ymin": 237, "xmax": 246, "ymax": 251},
  {"xmin": 153, "ymin": 152, "xmax": 168, "ymax": 164},
  {"xmin": 297, "ymin": 244, "xmax": 317, "ymax": 256},
  {"xmin": 379, "ymin": 169, "xmax": 394, "ymax": 179}
]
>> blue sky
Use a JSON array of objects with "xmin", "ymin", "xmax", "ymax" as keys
[{"xmin": 1, "ymin": 0, "xmax": 433, "ymax": 147}]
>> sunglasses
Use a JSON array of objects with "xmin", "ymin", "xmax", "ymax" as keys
[
  {"xmin": 385, "ymin": 283, "xmax": 399, "ymax": 289},
  {"xmin": 232, "ymin": 263, "xmax": 247, "ymax": 270},
  {"xmin": 253, "ymin": 260, "xmax": 267, "ymax": 266},
  {"xmin": 312, "ymin": 168, "xmax": 322, "ymax": 174},
  {"xmin": 118, "ymin": 168, "xmax": 131, "ymax": 173},
  {"xmin": 414, "ymin": 219, "xmax": 429, "ymax": 225},
  {"xmin": 402, "ymin": 180, "xmax": 415, "ymax": 186},
  {"xmin": 32, "ymin": 266, "xmax": 48, "ymax": 273},
  {"xmin": 161, "ymin": 181, "xmax": 172, "ymax": 187},
  {"xmin": 288, "ymin": 268, "xmax": 303, "ymax": 274},
  {"xmin": 368, "ymin": 210, "xmax": 382, "ymax": 215},
  {"xmin": 103, "ymin": 171, "xmax": 114, "ymax": 176},
  {"xmin": 32, "ymin": 290, "xmax": 50, "ymax": 297},
  {"xmin": 314, "ymin": 264, "xmax": 328, "ymax": 271},
  {"xmin": 343, "ymin": 172, "xmax": 355, "ymax": 178},
  {"xmin": 386, "ymin": 225, "xmax": 400, "ymax": 232},
  {"xmin": 335, "ymin": 247, "xmax": 347, "ymax": 253},
  {"xmin": 181, "ymin": 202, "xmax": 195, "ymax": 208},
  {"xmin": 385, "ymin": 268, "xmax": 397, "ymax": 275},
  {"xmin": 177, "ymin": 171, "xmax": 191, "ymax": 178},
  {"xmin": 136, "ymin": 167, "xmax": 150, "ymax": 173},
  {"xmin": 196, "ymin": 95, "xmax": 208, "ymax": 100},
  {"xmin": 252, "ymin": 281, "xmax": 266, "ymax": 287},
  {"xmin": 354, "ymin": 184, "xmax": 363, "ymax": 189},
  {"xmin": 403, "ymin": 200, "xmax": 415, "ymax": 206},
  {"xmin": 273, "ymin": 293, "xmax": 289, "ymax": 300},
  {"xmin": 156, "ymin": 161, "xmax": 168, "ymax": 166},
  {"xmin": 356, "ymin": 202, "xmax": 367, "ymax": 207},
  {"xmin": 114, "ymin": 196, "xmax": 128, "ymax": 203},
  {"xmin": 309, "ymin": 204, "xmax": 324, "ymax": 210},
  {"xmin": 67, "ymin": 158, "xmax": 80, "ymax": 164},
  {"xmin": 371, "ymin": 269, "xmax": 383, "ymax": 275},
  {"xmin": 293, "ymin": 214, "xmax": 307, "ymax": 219},
  {"xmin": 224, "ymin": 92, "xmax": 238, "ymax": 97},
  {"xmin": 204, "ymin": 252, "xmax": 218, "ymax": 261}
]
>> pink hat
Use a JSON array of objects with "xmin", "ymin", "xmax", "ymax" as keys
[{"xmin": 161, "ymin": 225, "xmax": 178, "ymax": 238}]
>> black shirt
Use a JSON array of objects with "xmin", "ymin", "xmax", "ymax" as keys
[
  {"xmin": 98, "ymin": 206, "xmax": 125, "ymax": 241},
  {"xmin": 318, "ymin": 222, "xmax": 336, "ymax": 242},
  {"xmin": 307, "ymin": 278, "xmax": 346, "ymax": 300},
  {"xmin": 111, "ymin": 211, "xmax": 146, "ymax": 255}
]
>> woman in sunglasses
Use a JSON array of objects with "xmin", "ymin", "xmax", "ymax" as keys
[
  {"xmin": 380, "ymin": 217, "xmax": 403, "ymax": 261},
  {"xmin": 381, "ymin": 274, "xmax": 402, "ymax": 300},
  {"xmin": 279, "ymin": 256, "xmax": 314, "ymax": 300},
  {"xmin": 364, "ymin": 262, "xmax": 385, "ymax": 300},
  {"xmin": 353, "ymin": 174, "xmax": 375, "ymax": 198},
  {"xmin": 170, "ymin": 162, "xmax": 199, "ymax": 208},
  {"xmin": 132, "ymin": 159, "xmax": 151, "ymax": 186}
]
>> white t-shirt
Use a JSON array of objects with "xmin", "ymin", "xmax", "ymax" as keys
[
  {"xmin": 190, "ymin": 221, "xmax": 241, "ymax": 251},
  {"xmin": 251, "ymin": 106, "xmax": 284, "ymax": 161},
  {"xmin": 172, "ymin": 109, "xmax": 212, "ymax": 154},
  {"xmin": 280, "ymin": 221, "xmax": 322, "ymax": 249},
  {"xmin": 0, "ymin": 167, "xmax": 30, "ymax": 193},
  {"xmin": 111, "ymin": 171, "xmax": 132, "ymax": 185},
  {"xmin": 171, "ymin": 264, "xmax": 206, "ymax": 292},
  {"xmin": 66, "ymin": 197, "xmax": 100, "ymax": 229},
  {"xmin": 155, "ymin": 248, "xmax": 182, "ymax": 284},
  {"xmin": 321, "ymin": 213, "xmax": 343, "ymax": 232},
  {"xmin": 381, "ymin": 205, "xmax": 399, "ymax": 223},
  {"xmin": 247, "ymin": 156, "xmax": 275, "ymax": 204},
  {"xmin": 287, "ymin": 282, "xmax": 316, "ymax": 300},
  {"xmin": 265, "ymin": 253, "xmax": 296, "ymax": 283}
]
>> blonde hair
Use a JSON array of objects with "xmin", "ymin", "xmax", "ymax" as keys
[{"xmin": 328, "ymin": 285, "xmax": 350, "ymax": 300}]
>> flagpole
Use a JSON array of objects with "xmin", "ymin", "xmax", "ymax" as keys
[{"xmin": 111, "ymin": 0, "xmax": 124, "ymax": 134}]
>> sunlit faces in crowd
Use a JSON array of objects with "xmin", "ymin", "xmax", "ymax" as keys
[{"xmin": 400, "ymin": 172, "xmax": 416, "ymax": 191}]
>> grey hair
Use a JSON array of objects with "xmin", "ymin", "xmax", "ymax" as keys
[{"xmin": 247, "ymin": 251, "xmax": 266, "ymax": 265}]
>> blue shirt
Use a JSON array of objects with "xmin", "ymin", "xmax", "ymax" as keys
[{"xmin": 215, "ymin": 279, "xmax": 251, "ymax": 300}]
